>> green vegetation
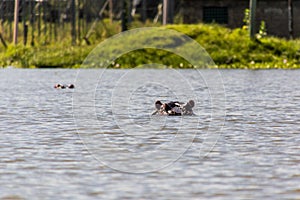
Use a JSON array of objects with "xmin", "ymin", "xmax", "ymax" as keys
[{"xmin": 0, "ymin": 21, "xmax": 299, "ymax": 69}]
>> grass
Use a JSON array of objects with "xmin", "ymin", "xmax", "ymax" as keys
[
  {"xmin": 0, "ymin": 21, "xmax": 299, "ymax": 69},
  {"xmin": 167, "ymin": 24, "xmax": 300, "ymax": 69},
  {"xmin": 0, "ymin": 43, "xmax": 94, "ymax": 68}
]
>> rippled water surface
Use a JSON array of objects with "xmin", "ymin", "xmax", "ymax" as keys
[{"xmin": 0, "ymin": 69, "xmax": 299, "ymax": 199}]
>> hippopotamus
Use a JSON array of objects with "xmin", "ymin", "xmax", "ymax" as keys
[
  {"xmin": 152, "ymin": 100, "xmax": 195, "ymax": 116},
  {"xmin": 54, "ymin": 84, "xmax": 75, "ymax": 89}
]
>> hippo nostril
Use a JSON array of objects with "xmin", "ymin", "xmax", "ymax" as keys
[{"xmin": 68, "ymin": 84, "xmax": 75, "ymax": 89}]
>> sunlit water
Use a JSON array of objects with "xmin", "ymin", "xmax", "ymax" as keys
[{"xmin": 0, "ymin": 69, "xmax": 299, "ymax": 199}]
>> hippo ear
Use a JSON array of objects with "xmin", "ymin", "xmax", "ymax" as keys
[
  {"xmin": 155, "ymin": 100, "xmax": 162, "ymax": 109},
  {"xmin": 188, "ymin": 100, "xmax": 195, "ymax": 108}
]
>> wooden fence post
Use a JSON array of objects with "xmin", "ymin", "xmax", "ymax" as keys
[
  {"xmin": 141, "ymin": 0, "xmax": 147, "ymax": 22},
  {"xmin": 163, "ymin": 0, "xmax": 167, "ymax": 25},
  {"xmin": 30, "ymin": 0, "xmax": 35, "ymax": 46},
  {"xmin": 13, "ymin": 0, "xmax": 20, "ymax": 45},
  {"xmin": 249, "ymin": 0, "xmax": 257, "ymax": 38},
  {"xmin": 109, "ymin": 0, "xmax": 113, "ymax": 23},
  {"xmin": 163, "ymin": 0, "xmax": 174, "ymax": 25},
  {"xmin": 288, "ymin": 0, "xmax": 293, "ymax": 39},
  {"xmin": 71, "ymin": 0, "xmax": 76, "ymax": 44}
]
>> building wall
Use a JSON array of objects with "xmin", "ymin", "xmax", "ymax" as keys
[
  {"xmin": 294, "ymin": 0, "xmax": 300, "ymax": 38},
  {"xmin": 182, "ymin": 0, "xmax": 300, "ymax": 38},
  {"xmin": 182, "ymin": 0, "xmax": 248, "ymax": 27},
  {"xmin": 256, "ymin": 0, "xmax": 289, "ymax": 37}
]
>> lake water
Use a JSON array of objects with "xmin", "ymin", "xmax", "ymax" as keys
[{"xmin": 0, "ymin": 68, "xmax": 299, "ymax": 199}]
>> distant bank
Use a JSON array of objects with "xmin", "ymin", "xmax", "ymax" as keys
[{"xmin": 0, "ymin": 23, "xmax": 299, "ymax": 69}]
